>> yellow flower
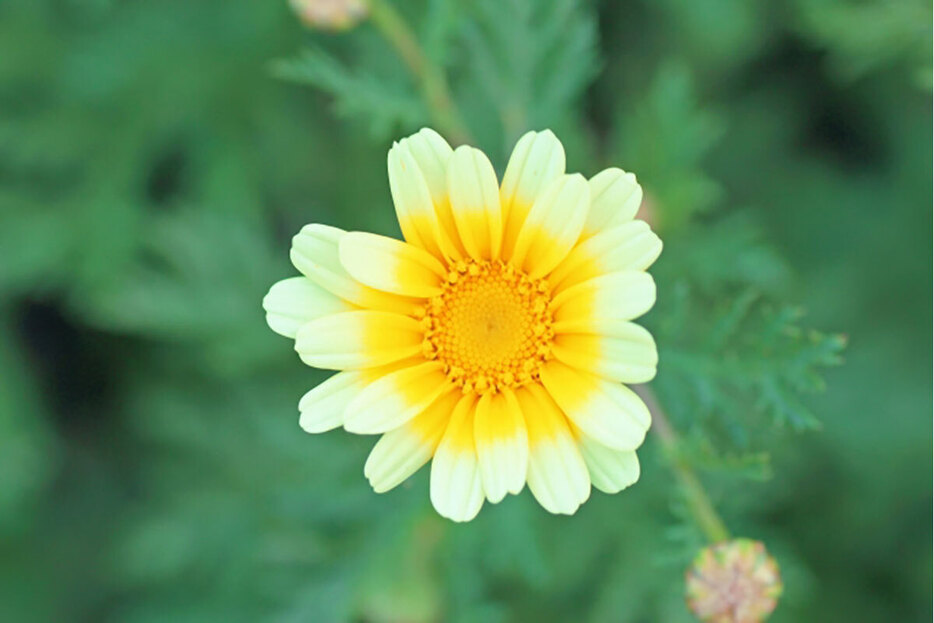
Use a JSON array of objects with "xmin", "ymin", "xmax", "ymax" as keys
[
  {"xmin": 263, "ymin": 128, "xmax": 662, "ymax": 521},
  {"xmin": 685, "ymin": 539, "xmax": 783, "ymax": 623}
]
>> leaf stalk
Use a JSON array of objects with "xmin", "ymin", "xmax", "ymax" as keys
[{"xmin": 635, "ymin": 384, "xmax": 731, "ymax": 544}]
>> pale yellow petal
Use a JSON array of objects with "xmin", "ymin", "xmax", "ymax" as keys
[
  {"xmin": 402, "ymin": 129, "xmax": 467, "ymax": 260},
  {"xmin": 446, "ymin": 145, "xmax": 503, "ymax": 260},
  {"xmin": 402, "ymin": 129, "xmax": 453, "ymax": 207},
  {"xmin": 430, "ymin": 394, "xmax": 484, "ymax": 522},
  {"xmin": 549, "ymin": 220, "xmax": 662, "ymax": 292},
  {"xmin": 364, "ymin": 390, "xmax": 460, "ymax": 493},
  {"xmin": 500, "ymin": 130, "xmax": 566, "ymax": 257},
  {"xmin": 262, "ymin": 276, "xmax": 354, "ymax": 339},
  {"xmin": 540, "ymin": 360, "xmax": 651, "ymax": 451},
  {"xmin": 338, "ymin": 231, "xmax": 445, "ymax": 298},
  {"xmin": 582, "ymin": 168, "xmax": 643, "ymax": 239},
  {"xmin": 515, "ymin": 384, "xmax": 590, "ymax": 515},
  {"xmin": 290, "ymin": 224, "xmax": 415, "ymax": 314},
  {"xmin": 294, "ymin": 310, "xmax": 423, "ymax": 370},
  {"xmin": 474, "ymin": 389, "xmax": 528, "ymax": 503},
  {"xmin": 297, "ymin": 371, "xmax": 369, "ymax": 433},
  {"xmin": 510, "ymin": 173, "xmax": 589, "ymax": 279},
  {"xmin": 574, "ymin": 431, "xmax": 641, "ymax": 494},
  {"xmin": 344, "ymin": 361, "xmax": 452, "ymax": 434},
  {"xmin": 388, "ymin": 129, "xmax": 462, "ymax": 260},
  {"xmin": 551, "ymin": 323, "xmax": 658, "ymax": 384},
  {"xmin": 551, "ymin": 271, "xmax": 656, "ymax": 333}
]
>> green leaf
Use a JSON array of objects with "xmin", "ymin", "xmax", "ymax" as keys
[
  {"xmin": 274, "ymin": 47, "xmax": 427, "ymax": 137},
  {"xmin": 615, "ymin": 62, "xmax": 725, "ymax": 229},
  {"xmin": 457, "ymin": 0, "xmax": 599, "ymax": 151}
]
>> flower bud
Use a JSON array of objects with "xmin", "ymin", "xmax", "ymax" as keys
[
  {"xmin": 685, "ymin": 538, "xmax": 782, "ymax": 623},
  {"xmin": 289, "ymin": 0, "xmax": 368, "ymax": 31}
]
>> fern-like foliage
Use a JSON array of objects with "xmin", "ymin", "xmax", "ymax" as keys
[
  {"xmin": 274, "ymin": 47, "xmax": 428, "ymax": 136},
  {"xmin": 274, "ymin": 0, "xmax": 598, "ymax": 158},
  {"xmin": 613, "ymin": 63, "xmax": 846, "ymax": 473},
  {"xmin": 614, "ymin": 62, "xmax": 725, "ymax": 230},
  {"xmin": 456, "ymin": 0, "xmax": 598, "ymax": 150}
]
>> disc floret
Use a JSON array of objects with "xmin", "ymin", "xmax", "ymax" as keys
[{"xmin": 416, "ymin": 259, "xmax": 555, "ymax": 394}]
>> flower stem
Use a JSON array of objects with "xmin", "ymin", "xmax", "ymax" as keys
[
  {"xmin": 366, "ymin": 0, "xmax": 472, "ymax": 144},
  {"xmin": 634, "ymin": 384, "xmax": 731, "ymax": 544}
]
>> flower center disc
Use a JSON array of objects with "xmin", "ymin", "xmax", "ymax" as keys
[{"xmin": 419, "ymin": 260, "xmax": 554, "ymax": 394}]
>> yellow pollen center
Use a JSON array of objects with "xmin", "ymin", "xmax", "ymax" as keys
[{"xmin": 417, "ymin": 260, "xmax": 554, "ymax": 394}]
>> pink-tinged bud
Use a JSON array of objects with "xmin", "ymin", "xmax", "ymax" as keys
[
  {"xmin": 289, "ymin": 0, "xmax": 368, "ymax": 31},
  {"xmin": 685, "ymin": 538, "xmax": 783, "ymax": 623}
]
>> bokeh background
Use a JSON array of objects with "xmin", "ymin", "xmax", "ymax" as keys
[{"xmin": 0, "ymin": 1, "xmax": 930, "ymax": 621}]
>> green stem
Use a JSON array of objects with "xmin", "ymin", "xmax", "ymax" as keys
[
  {"xmin": 366, "ymin": 0, "xmax": 472, "ymax": 144},
  {"xmin": 634, "ymin": 384, "xmax": 731, "ymax": 544}
]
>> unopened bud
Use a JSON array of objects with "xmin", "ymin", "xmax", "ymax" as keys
[
  {"xmin": 685, "ymin": 538, "xmax": 782, "ymax": 623},
  {"xmin": 289, "ymin": 0, "xmax": 368, "ymax": 31}
]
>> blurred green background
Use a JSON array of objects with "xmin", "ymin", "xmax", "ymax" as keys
[{"xmin": 0, "ymin": 1, "xmax": 930, "ymax": 621}]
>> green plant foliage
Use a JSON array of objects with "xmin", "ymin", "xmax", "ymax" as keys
[
  {"xmin": 794, "ymin": 0, "xmax": 933, "ymax": 87},
  {"xmin": 0, "ymin": 0, "xmax": 930, "ymax": 622},
  {"xmin": 456, "ymin": 0, "xmax": 599, "ymax": 149},
  {"xmin": 652, "ymin": 214, "xmax": 847, "ymax": 437},
  {"xmin": 274, "ymin": 46, "xmax": 428, "ymax": 136},
  {"xmin": 614, "ymin": 62, "xmax": 726, "ymax": 229}
]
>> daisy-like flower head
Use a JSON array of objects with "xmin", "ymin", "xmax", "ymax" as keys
[
  {"xmin": 685, "ymin": 538, "xmax": 783, "ymax": 623},
  {"xmin": 263, "ymin": 129, "xmax": 662, "ymax": 521}
]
